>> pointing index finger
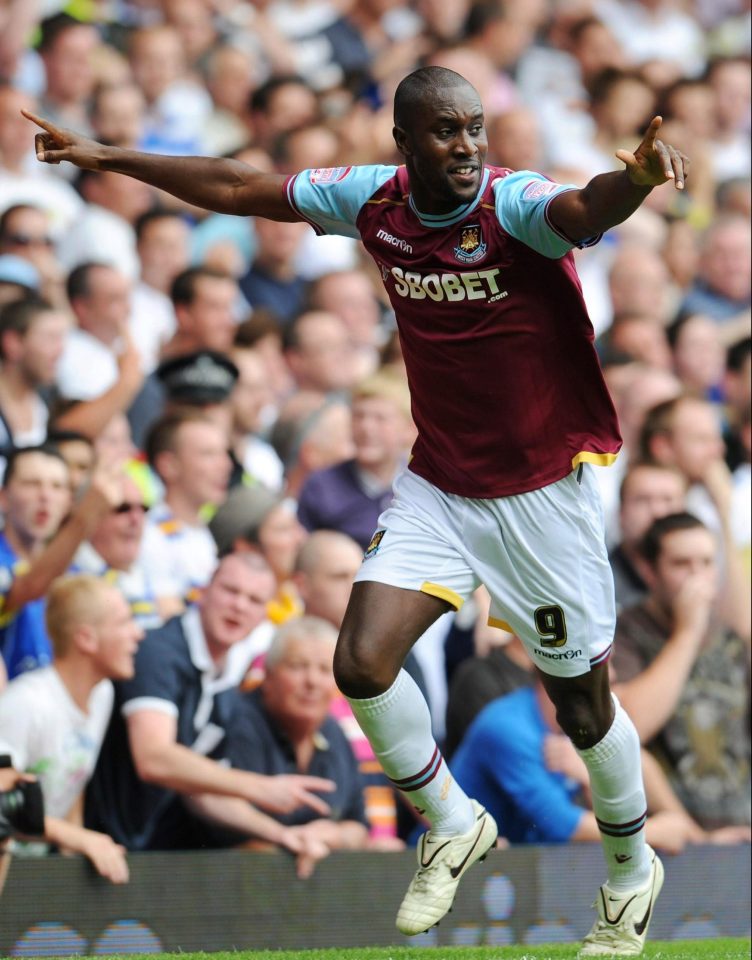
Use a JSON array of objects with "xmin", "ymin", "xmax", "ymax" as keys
[{"xmin": 20, "ymin": 109, "xmax": 59, "ymax": 134}]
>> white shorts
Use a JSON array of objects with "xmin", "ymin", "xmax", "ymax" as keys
[{"xmin": 354, "ymin": 466, "xmax": 615, "ymax": 678}]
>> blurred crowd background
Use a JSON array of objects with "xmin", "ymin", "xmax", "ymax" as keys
[{"xmin": 0, "ymin": 0, "xmax": 749, "ymax": 885}]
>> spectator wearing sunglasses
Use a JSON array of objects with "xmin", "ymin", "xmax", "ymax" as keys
[
  {"xmin": 0, "ymin": 204, "xmax": 65, "ymax": 308},
  {"xmin": 72, "ymin": 474, "xmax": 162, "ymax": 629}
]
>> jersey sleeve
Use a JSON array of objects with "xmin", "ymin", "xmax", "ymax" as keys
[
  {"xmin": 119, "ymin": 630, "xmax": 182, "ymax": 719},
  {"xmin": 494, "ymin": 170, "xmax": 602, "ymax": 259},
  {"xmin": 286, "ymin": 164, "xmax": 397, "ymax": 239}
]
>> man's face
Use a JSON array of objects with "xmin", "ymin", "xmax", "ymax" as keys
[
  {"xmin": 18, "ymin": 310, "xmax": 69, "ymax": 388},
  {"xmin": 90, "ymin": 479, "xmax": 147, "ymax": 570},
  {"xmin": 56, "ymin": 439, "xmax": 95, "ymax": 496},
  {"xmin": 200, "ymin": 556, "xmax": 276, "ymax": 651},
  {"xmin": 667, "ymin": 401, "xmax": 725, "ymax": 482},
  {"xmin": 137, "ymin": 216, "xmax": 190, "ymax": 290},
  {"xmin": 352, "ymin": 395, "xmax": 413, "ymax": 471},
  {"xmin": 650, "ymin": 527, "xmax": 719, "ymax": 610},
  {"xmin": 0, "ymin": 208, "xmax": 54, "ymax": 268},
  {"xmin": 76, "ymin": 266, "xmax": 131, "ymax": 340},
  {"xmin": 619, "ymin": 467, "xmax": 686, "ymax": 546},
  {"xmin": 91, "ymin": 587, "xmax": 144, "ymax": 680},
  {"xmin": 179, "ymin": 276, "xmax": 237, "ymax": 352},
  {"xmin": 230, "ymin": 349, "xmax": 271, "ymax": 435},
  {"xmin": 289, "ymin": 312, "xmax": 356, "ymax": 392},
  {"xmin": 395, "ymin": 84, "xmax": 488, "ymax": 214},
  {"xmin": 1, "ymin": 453, "xmax": 71, "ymax": 546},
  {"xmin": 298, "ymin": 542, "xmax": 361, "ymax": 628},
  {"xmin": 167, "ymin": 421, "xmax": 231, "ymax": 507},
  {"xmin": 262, "ymin": 634, "xmax": 336, "ymax": 729}
]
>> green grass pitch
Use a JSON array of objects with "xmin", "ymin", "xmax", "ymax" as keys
[{"xmin": 85, "ymin": 941, "xmax": 751, "ymax": 960}]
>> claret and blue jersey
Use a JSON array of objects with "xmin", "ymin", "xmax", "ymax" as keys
[{"xmin": 286, "ymin": 163, "xmax": 622, "ymax": 500}]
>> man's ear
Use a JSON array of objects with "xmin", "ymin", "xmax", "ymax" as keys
[
  {"xmin": 393, "ymin": 125, "xmax": 411, "ymax": 158},
  {"xmin": 74, "ymin": 623, "xmax": 98, "ymax": 656}
]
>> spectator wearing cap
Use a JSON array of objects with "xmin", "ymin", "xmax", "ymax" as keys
[
  {"xmin": 73, "ymin": 474, "xmax": 162, "ymax": 629},
  {"xmin": 297, "ymin": 371, "xmax": 415, "ymax": 549},
  {"xmin": 0, "ymin": 298, "xmax": 69, "ymax": 478},
  {"xmin": 0, "ymin": 204, "xmax": 65, "ymax": 308},
  {"xmin": 209, "ymin": 484, "xmax": 307, "ymax": 628},
  {"xmin": 139, "ymin": 409, "xmax": 231, "ymax": 618}
]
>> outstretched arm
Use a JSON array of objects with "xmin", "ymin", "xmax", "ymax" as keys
[
  {"xmin": 22, "ymin": 111, "xmax": 300, "ymax": 221},
  {"xmin": 548, "ymin": 116, "xmax": 689, "ymax": 242}
]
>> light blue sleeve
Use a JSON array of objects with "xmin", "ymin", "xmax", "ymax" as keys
[
  {"xmin": 494, "ymin": 170, "xmax": 601, "ymax": 259},
  {"xmin": 287, "ymin": 164, "xmax": 398, "ymax": 239}
]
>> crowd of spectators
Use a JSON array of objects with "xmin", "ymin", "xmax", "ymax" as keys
[{"xmin": 0, "ymin": 0, "xmax": 749, "ymax": 882}]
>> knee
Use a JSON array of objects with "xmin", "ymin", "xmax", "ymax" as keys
[
  {"xmin": 333, "ymin": 629, "xmax": 398, "ymax": 700},
  {"xmin": 552, "ymin": 689, "xmax": 614, "ymax": 750}
]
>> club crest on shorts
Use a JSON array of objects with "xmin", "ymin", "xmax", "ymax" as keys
[
  {"xmin": 454, "ymin": 224, "xmax": 487, "ymax": 264},
  {"xmin": 364, "ymin": 529, "xmax": 386, "ymax": 559}
]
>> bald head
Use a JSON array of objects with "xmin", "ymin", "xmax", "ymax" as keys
[{"xmin": 394, "ymin": 66, "xmax": 475, "ymax": 129}]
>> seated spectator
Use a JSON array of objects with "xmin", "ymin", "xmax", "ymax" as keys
[
  {"xmin": 609, "ymin": 461, "xmax": 688, "ymax": 611},
  {"xmin": 139, "ymin": 410, "xmax": 231, "ymax": 616},
  {"xmin": 613, "ymin": 513, "xmax": 751, "ymax": 830},
  {"xmin": 45, "ymin": 429, "xmax": 95, "ymax": 498},
  {"xmin": 73, "ymin": 474, "xmax": 162, "ymax": 628},
  {"xmin": 680, "ymin": 215, "xmax": 751, "ymax": 341},
  {"xmin": 270, "ymin": 390, "xmax": 354, "ymax": 499},
  {"xmin": 723, "ymin": 336, "xmax": 751, "ymax": 473},
  {"xmin": 128, "ymin": 266, "xmax": 240, "ymax": 446},
  {"xmin": 239, "ymin": 218, "xmax": 311, "ymax": 326},
  {"xmin": 0, "ymin": 297, "xmax": 69, "ymax": 478},
  {"xmin": 0, "ymin": 255, "xmax": 41, "ymax": 308},
  {"xmin": 84, "ymin": 552, "xmax": 334, "ymax": 851},
  {"xmin": 297, "ymin": 371, "xmax": 414, "ymax": 549},
  {"xmin": 639, "ymin": 393, "xmax": 751, "ymax": 640},
  {"xmin": 0, "ymin": 204, "xmax": 66, "ymax": 310},
  {"xmin": 444, "ymin": 615, "xmax": 535, "ymax": 759},
  {"xmin": 0, "ymin": 574, "xmax": 144, "ymax": 882},
  {"xmin": 667, "ymin": 312, "xmax": 727, "ymax": 403},
  {"xmin": 228, "ymin": 344, "xmax": 284, "ymax": 492},
  {"xmin": 218, "ymin": 616, "xmax": 369, "ymax": 877},
  {"xmin": 0, "ymin": 445, "xmax": 122, "ymax": 678},
  {"xmin": 209, "ymin": 484, "xmax": 307, "ymax": 626},
  {"xmin": 451, "ymin": 673, "xmax": 748, "ymax": 849},
  {"xmin": 282, "ymin": 310, "xmax": 362, "ymax": 394}
]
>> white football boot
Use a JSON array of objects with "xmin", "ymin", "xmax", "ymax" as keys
[
  {"xmin": 396, "ymin": 799, "xmax": 498, "ymax": 936},
  {"xmin": 579, "ymin": 846, "xmax": 664, "ymax": 957}
]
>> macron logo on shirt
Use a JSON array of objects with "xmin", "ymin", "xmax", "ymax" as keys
[{"xmin": 377, "ymin": 229, "xmax": 413, "ymax": 254}]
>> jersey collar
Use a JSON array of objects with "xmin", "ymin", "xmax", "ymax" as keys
[{"xmin": 409, "ymin": 168, "xmax": 490, "ymax": 229}]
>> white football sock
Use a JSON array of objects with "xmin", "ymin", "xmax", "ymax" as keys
[
  {"xmin": 347, "ymin": 669, "xmax": 475, "ymax": 836},
  {"xmin": 577, "ymin": 694, "xmax": 652, "ymax": 891}
]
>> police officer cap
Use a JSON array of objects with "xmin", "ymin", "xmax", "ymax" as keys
[{"xmin": 157, "ymin": 350, "xmax": 239, "ymax": 404}]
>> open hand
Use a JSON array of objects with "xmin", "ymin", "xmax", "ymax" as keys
[
  {"xmin": 21, "ymin": 110, "xmax": 106, "ymax": 171},
  {"xmin": 616, "ymin": 117, "xmax": 689, "ymax": 191}
]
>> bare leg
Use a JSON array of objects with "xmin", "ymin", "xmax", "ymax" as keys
[{"xmin": 334, "ymin": 580, "xmax": 450, "ymax": 699}]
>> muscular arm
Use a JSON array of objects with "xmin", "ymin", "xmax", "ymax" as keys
[
  {"xmin": 548, "ymin": 117, "xmax": 689, "ymax": 243},
  {"xmin": 23, "ymin": 111, "xmax": 299, "ymax": 221}
]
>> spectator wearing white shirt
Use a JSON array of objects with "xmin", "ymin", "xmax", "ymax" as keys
[
  {"xmin": 0, "ymin": 573, "xmax": 143, "ymax": 882},
  {"xmin": 139, "ymin": 409, "xmax": 231, "ymax": 618}
]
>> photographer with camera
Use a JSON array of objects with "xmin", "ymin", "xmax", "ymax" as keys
[
  {"xmin": 0, "ymin": 574, "xmax": 143, "ymax": 883},
  {"xmin": 0, "ymin": 759, "xmax": 45, "ymax": 898}
]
